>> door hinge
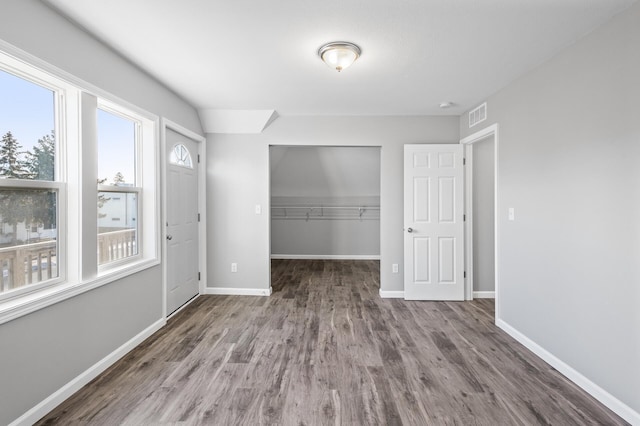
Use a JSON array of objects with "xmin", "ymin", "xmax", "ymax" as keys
[
  {"xmin": 198, "ymin": 272, "xmax": 201, "ymax": 281},
  {"xmin": 463, "ymin": 214, "xmax": 466, "ymax": 221},
  {"xmin": 197, "ymin": 154, "xmax": 200, "ymax": 163},
  {"xmin": 463, "ymin": 158, "xmax": 466, "ymax": 165},
  {"xmin": 464, "ymin": 271, "xmax": 467, "ymax": 278},
  {"xmin": 198, "ymin": 213, "xmax": 200, "ymax": 222}
]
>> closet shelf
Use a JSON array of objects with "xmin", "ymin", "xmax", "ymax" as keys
[{"xmin": 271, "ymin": 205, "xmax": 380, "ymax": 221}]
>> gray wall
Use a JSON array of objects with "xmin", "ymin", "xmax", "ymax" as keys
[
  {"xmin": 207, "ymin": 116, "xmax": 459, "ymax": 291},
  {"xmin": 2, "ymin": 0, "xmax": 202, "ymax": 133},
  {"xmin": 271, "ymin": 219, "xmax": 380, "ymax": 257},
  {"xmin": 271, "ymin": 146, "xmax": 381, "ymax": 198},
  {"xmin": 472, "ymin": 137, "xmax": 495, "ymax": 293},
  {"xmin": 270, "ymin": 146, "xmax": 380, "ymax": 257},
  {"xmin": 0, "ymin": 1, "xmax": 202, "ymax": 424},
  {"xmin": 0, "ymin": 269, "xmax": 162, "ymax": 425},
  {"xmin": 460, "ymin": 2, "xmax": 640, "ymax": 415}
]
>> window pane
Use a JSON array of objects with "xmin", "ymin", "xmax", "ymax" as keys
[
  {"xmin": 0, "ymin": 69, "xmax": 56, "ymax": 181},
  {"xmin": 0, "ymin": 188, "xmax": 58, "ymax": 294},
  {"xmin": 98, "ymin": 191, "xmax": 138, "ymax": 265},
  {"xmin": 169, "ymin": 143, "xmax": 193, "ymax": 168},
  {"xmin": 97, "ymin": 109, "xmax": 136, "ymax": 186}
]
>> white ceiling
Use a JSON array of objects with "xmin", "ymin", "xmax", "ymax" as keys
[{"xmin": 45, "ymin": 0, "xmax": 636, "ymax": 116}]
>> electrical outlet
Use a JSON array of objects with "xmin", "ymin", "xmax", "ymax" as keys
[
  {"xmin": 231, "ymin": 263, "xmax": 238, "ymax": 273},
  {"xmin": 392, "ymin": 263, "xmax": 399, "ymax": 273},
  {"xmin": 508, "ymin": 207, "xmax": 515, "ymax": 221}
]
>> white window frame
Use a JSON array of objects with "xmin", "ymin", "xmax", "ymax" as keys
[
  {"xmin": 0, "ymin": 41, "xmax": 160, "ymax": 325},
  {"xmin": 96, "ymin": 101, "xmax": 144, "ymax": 271},
  {"xmin": 0, "ymin": 52, "xmax": 70, "ymax": 302}
]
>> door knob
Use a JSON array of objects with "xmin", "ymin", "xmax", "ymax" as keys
[
  {"xmin": 166, "ymin": 235, "xmax": 173, "ymax": 240},
  {"xmin": 407, "ymin": 227, "xmax": 413, "ymax": 233}
]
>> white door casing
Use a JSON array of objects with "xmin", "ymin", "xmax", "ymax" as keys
[
  {"xmin": 165, "ymin": 130, "xmax": 200, "ymax": 314},
  {"xmin": 461, "ymin": 123, "xmax": 500, "ymax": 315},
  {"xmin": 404, "ymin": 144, "xmax": 465, "ymax": 300}
]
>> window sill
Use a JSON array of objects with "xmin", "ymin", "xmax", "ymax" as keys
[{"xmin": 0, "ymin": 258, "xmax": 159, "ymax": 325}]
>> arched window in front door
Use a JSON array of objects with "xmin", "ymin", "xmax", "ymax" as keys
[{"xmin": 169, "ymin": 143, "xmax": 193, "ymax": 168}]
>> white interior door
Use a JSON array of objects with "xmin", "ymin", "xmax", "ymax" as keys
[
  {"xmin": 166, "ymin": 130, "xmax": 200, "ymax": 315},
  {"xmin": 404, "ymin": 144, "xmax": 464, "ymax": 300}
]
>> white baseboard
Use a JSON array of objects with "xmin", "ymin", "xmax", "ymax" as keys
[
  {"xmin": 271, "ymin": 254, "xmax": 380, "ymax": 260},
  {"xmin": 204, "ymin": 286, "xmax": 272, "ymax": 296},
  {"xmin": 473, "ymin": 291, "xmax": 495, "ymax": 299},
  {"xmin": 379, "ymin": 289, "xmax": 405, "ymax": 298},
  {"xmin": 11, "ymin": 318, "xmax": 166, "ymax": 426},
  {"xmin": 496, "ymin": 319, "xmax": 640, "ymax": 425}
]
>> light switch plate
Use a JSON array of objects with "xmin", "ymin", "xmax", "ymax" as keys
[
  {"xmin": 255, "ymin": 204, "xmax": 262, "ymax": 215},
  {"xmin": 392, "ymin": 263, "xmax": 399, "ymax": 273},
  {"xmin": 508, "ymin": 207, "xmax": 515, "ymax": 221}
]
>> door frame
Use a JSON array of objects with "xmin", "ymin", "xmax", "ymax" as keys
[
  {"xmin": 161, "ymin": 118, "xmax": 207, "ymax": 318},
  {"xmin": 460, "ymin": 124, "xmax": 499, "ymax": 316}
]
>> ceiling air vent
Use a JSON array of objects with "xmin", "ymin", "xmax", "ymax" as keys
[{"xmin": 469, "ymin": 102, "xmax": 487, "ymax": 128}]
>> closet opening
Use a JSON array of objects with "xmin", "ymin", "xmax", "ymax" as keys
[{"xmin": 269, "ymin": 145, "xmax": 381, "ymax": 293}]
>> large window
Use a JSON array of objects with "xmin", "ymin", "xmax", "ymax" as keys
[
  {"xmin": 0, "ymin": 47, "xmax": 159, "ymax": 320},
  {"xmin": 97, "ymin": 107, "xmax": 140, "ymax": 266},
  {"xmin": 0, "ymin": 68, "xmax": 62, "ymax": 298}
]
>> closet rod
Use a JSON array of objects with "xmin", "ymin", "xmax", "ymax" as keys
[
  {"xmin": 271, "ymin": 205, "xmax": 380, "ymax": 210},
  {"xmin": 271, "ymin": 217, "xmax": 379, "ymax": 221}
]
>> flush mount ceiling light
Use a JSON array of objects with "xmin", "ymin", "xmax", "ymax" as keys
[{"xmin": 318, "ymin": 41, "xmax": 361, "ymax": 72}]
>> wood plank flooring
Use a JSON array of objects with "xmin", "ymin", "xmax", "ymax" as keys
[{"xmin": 38, "ymin": 260, "xmax": 627, "ymax": 425}]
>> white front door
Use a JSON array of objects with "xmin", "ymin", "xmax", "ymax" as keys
[
  {"xmin": 166, "ymin": 130, "xmax": 200, "ymax": 314},
  {"xmin": 404, "ymin": 144, "xmax": 464, "ymax": 300}
]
